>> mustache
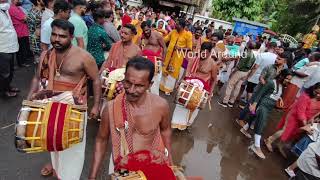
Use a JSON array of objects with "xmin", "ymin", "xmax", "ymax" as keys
[{"xmin": 125, "ymin": 92, "xmax": 139, "ymax": 98}]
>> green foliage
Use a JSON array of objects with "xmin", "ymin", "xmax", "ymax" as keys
[{"xmin": 210, "ymin": 0, "xmax": 320, "ymax": 36}]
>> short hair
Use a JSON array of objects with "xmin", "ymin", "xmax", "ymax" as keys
[
  {"xmin": 201, "ymin": 42, "xmax": 213, "ymax": 52},
  {"xmin": 269, "ymin": 42, "xmax": 277, "ymax": 48},
  {"xmin": 72, "ymin": 0, "xmax": 86, "ymax": 8},
  {"xmin": 92, "ymin": 9, "xmax": 105, "ymax": 22},
  {"xmin": 53, "ymin": 0, "xmax": 72, "ymax": 15},
  {"xmin": 43, "ymin": 0, "xmax": 54, "ymax": 8},
  {"xmin": 312, "ymin": 52, "xmax": 320, "ymax": 62},
  {"xmin": 279, "ymin": 51, "xmax": 292, "ymax": 61},
  {"xmin": 126, "ymin": 56, "xmax": 155, "ymax": 82},
  {"xmin": 123, "ymin": 24, "xmax": 137, "ymax": 35},
  {"xmin": 177, "ymin": 18, "xmax": 186, "ymax": 28},
  {"xmin": 195, "ymin": 27, "xmax": 203, "ymax": 33},
  {"xmin": 87, "ymin": 1, "xmax": 100, "ymax": 12},
  {"xmin": 206, "ymin": 28, "xmax": 212, "ymax": 35},
  {"xmin": 51, "ymin": 19, "xmax": 75, "ymax": 36},
  {"xmin": 141, "ymin": 21, "xmax": 151, "ymax": 29},
  {"xmin": 138, "ymin": 12, "xmax": 145, "ymax": 16},
  {"xmin": 30, "ymin": 0, "xmax": 38, "ymax": 6},
  {"xmin": 105, "ymin": 10, "xmax": 114, "ymax": 19}
]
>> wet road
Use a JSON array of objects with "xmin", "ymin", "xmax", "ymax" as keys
[{"xmin": 0, "ymin": 66, "xmax": 288, "ymax": 180}]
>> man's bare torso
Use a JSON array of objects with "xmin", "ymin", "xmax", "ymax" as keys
[
  {"xmin": 54, "ymin": 46, "xmax": 90, "ymax": 83},
  {"xmin": 112, "ymin": 93, "xmax": 166, "ymax": 152},
  {"xmin": 143, "ymin": 31, "xmax": 161, "ymax": 52}
]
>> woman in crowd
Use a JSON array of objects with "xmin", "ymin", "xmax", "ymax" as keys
[{"xmin": 264, "ymin": 82, "xmax": 320, "ymax": 156}]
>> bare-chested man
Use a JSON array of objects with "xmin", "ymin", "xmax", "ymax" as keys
[
  {"xmin": 89, "ymin": 57, "xmax": 173, "ymax": 179},
  {"xmin": 138, "ymin": 21, "xmax": 166, "ymax": 95},
  {"xmin": 100, "ymin": 24, "xmax": 141, "ymax": 71},
  {"xmin": 27, "ymin": 19, "xmax": 101, "ymax": 179}
]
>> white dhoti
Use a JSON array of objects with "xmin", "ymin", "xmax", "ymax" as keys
[
  {"xmin": 50, "ymin": 113, "xmax": 87, "ymax": 180},
  {"xmin": 171, "ymin": 104, "xmax": 199, "ymax": 130},
  {"xmin": 160, "ymin": 75, "xmax": 176, "ymax": 94},
  {"xmin": 150, "ymin": 71, "xmax": 162, "ymax": 95},
  {"xmin": 48, "ymin": 92, "xmax": 87, "ymax": 180}
]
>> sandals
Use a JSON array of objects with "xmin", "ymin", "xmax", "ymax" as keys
[
  {"xmin": 3, "ymin": 91, "xmax": 17, "ymax": 98},
  {"xmin": 40, "ymin": 164, "xmax": 53, "ymax": 177},
  {"xmin": 240, "ymin": 128, "xmax": 252, "ymax": 139},
  {"xmin": 249, "ymin": 145, "xmax": 266, "ymax": 159},
  {"xmin": 9, "ymin": 87, "xmax": 20, "ymax": 93},
  {"xmin": 264, "ymin": 138, "xmax": 273, "ymax": 152}
]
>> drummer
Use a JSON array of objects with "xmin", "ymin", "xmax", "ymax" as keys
[
  {"xmin": 89, "ymin": 57, "xmax": 174, "ymax": 179},
  {"xmin": 137, "ymin": 21, "xmax": 167, "ymax": 95},
  {"xmin": 26, "ymin": 19, "xmax": 101, "ymax": 179},
  {"xmin": 100, "ymin": 24, "xmax": 141, "ymax": 71},
  {"xmin": 172, "ymin": 42, "xmax": 218, "ymax": 130}
]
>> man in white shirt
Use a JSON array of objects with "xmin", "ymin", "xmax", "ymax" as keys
[
  {"xmin": 0, "ymin": 0, "xmax": 19, "ymax": 97},
  {"xmin": 40, "ymin": 0, "xmax": 71, "ymax": 51},
  {"xmin": 41, "ymin": 0, "xmax": 55, "ymax": 26},
  {"xmin": 296, "ymin": 141, "xmax": 320, "ymax": 179},
  {"xmin": 281, "ymin": 52, "xmax": 320, "ymax": 109},
  {"xmin": 245, "ymin": 42, "xmax": 278, "ymax": 100},
  {"xmin": 304, "ymin": 53, "xmax": 320, "ymax": 89}
]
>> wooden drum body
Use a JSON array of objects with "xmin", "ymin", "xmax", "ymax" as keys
[
  {"xmin": 15, "ymin": 100, "xmax": 86, "ymax": 153},
  {"xmin": 175, "ymin": 81, "xmax": 209, "ymax": 110}
]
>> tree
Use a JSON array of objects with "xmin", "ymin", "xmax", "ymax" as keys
[{"xmin": 211, "ymin": 0, "xmax": 265, "ymax": 21}]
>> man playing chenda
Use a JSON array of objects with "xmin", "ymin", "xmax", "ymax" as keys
[
  {"xmin": 27, "ymin": 19, "xmax": 101, "ymax": 179},
  {"xmin": 89, "ymin": 57, "xmax": 175, "ymax": 179}
]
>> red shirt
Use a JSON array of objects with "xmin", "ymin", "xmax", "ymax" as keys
[{"xmin": 9, "ymin": 5, "xmax": 29, "ymax": 38}]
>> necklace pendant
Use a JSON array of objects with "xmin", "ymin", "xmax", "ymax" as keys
[{"xmin": 56, "ymin": 70, "xmax": 61, "ymax": 77}]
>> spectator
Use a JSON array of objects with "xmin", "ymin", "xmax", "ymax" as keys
[
  {"xmin": 40, "ymin": 0, "xmax": 71, "ymax": 51},
  {"xmin": 103, "ymin": 9, "xmax": 120, "ymax": 43},
  {"xmin": 69, "ymin": 0, "xmax": 88, "ymax": 49},
  {"xmin": 0, "ymin": 0, "xmax": 20, "ymax": 97},
  {"xmin": 9, "ymin": 0, "xmax": 33, "ymax": 67},
  {"xmin": 41, "ymin": 0, "xmax": 54, "ymax": 26},
  {"xmin": 27, "ymin": 0, "xmax": 44, "ymax": 64},
  {"xmin": 87, "ymin": 9, "xmax": 112, "ymax": 67},
  {"xmin": 82, "ymin": 1, "xmax": 99, "ymax": 28}
]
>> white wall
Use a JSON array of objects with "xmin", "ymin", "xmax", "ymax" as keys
[
  {"xmin": 181, "ymin": 11, "xmax": 233, "ymax": 30},
  {"xmin": 126, "ymin": 0, "xmax": 143, "ymax": 7}
]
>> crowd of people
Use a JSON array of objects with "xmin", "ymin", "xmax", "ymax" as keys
[{"xmin": 1, "ymin": 0, "xmax": 320, "ymax": 179}]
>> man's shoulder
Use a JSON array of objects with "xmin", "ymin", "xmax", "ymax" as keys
[
  {"xmin": 150, "ymin": 94, "xmax": 169, "ymax": 109},
  {"xmin": 72, "ymin": 46, "xmax": 94, "ymax": 59}
]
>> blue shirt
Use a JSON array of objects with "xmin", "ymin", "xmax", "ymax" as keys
[{"xmin": 293, "ymin": 58, "xmax": 310, "ymax": 70}]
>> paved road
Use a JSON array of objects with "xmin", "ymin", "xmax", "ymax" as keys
[{"xmin": 0, "ymin": 66, "xmax": 289, "ymax": 180}]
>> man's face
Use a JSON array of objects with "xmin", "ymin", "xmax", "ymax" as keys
[
  {"xmin": 61, "ymin": 10, "xmax": 71, "ymax": 20},
  {"xmin": 13, "ymin": 0, "xmax": 22, "ymax": 6},
  {"xmin": 124, "ymin": 67, "xmax": 152, "ymax": 102},
  {"xmin": 38, "ymin": 0, "xmax": 45, "ymax": 8},
  {"xmin": 211, "ymin": 36, "xmax": 218, "ymax": 47},
  {"xmin": 275, "ymin": 47, "xmax": 284, "ymax": 54},
  {"xmin": 138, "ymin": 13, "xmax": 144, "ymax": 21},
  {"xmin": 283, "ymin": 75, "xmax": 292, "ymax": 86},
  {"xmin": 142, "ymin": 26, "xmax": 151, "ymax": 38},
  {"xmin": 206, "ymin": 31, "xmax": 212, "ymax": 39},
  {"xmin": 195, "ymin": 30, "xmax": 202, "ymax": 39},
  {"xmin": 158, "ymin": 21, "xmax": 164, "ymax": 29},
  {"xmin": 120, "ymin": 27, "xmax": 133, "ymax": 42},
  {"xmin": 227, "ymin": 38, "xmax": 234, "ymax": 45},
  {"xmin": 51, "ymin": 26, "xmax": 73, "ymax": 51},
  {"xmin": 77, "ymin": 5, "xmax": 87, "ymax": 16},
  {"xmin": 275, "ymin": 56, "xmax": 286, "ymax": 66}
]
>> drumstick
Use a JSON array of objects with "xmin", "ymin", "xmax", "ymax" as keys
[{"xmin": 208, "ymin": 100, "xmax": 212, "ymax": 111}]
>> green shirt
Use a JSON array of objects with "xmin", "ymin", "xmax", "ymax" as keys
[
  {"xmin": 87, "ymin": 23, "xmax": 112, "ymax": 66},
  {"xmin": 69, "ymin": 13, "xmax": 88, "ymax": 49},
  {"xmin": 237, "ymin": 50, "xmax": 256, "ymax": 72}
]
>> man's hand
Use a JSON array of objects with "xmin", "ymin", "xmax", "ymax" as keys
[
  {"xmin": 301, "ymin": 124, "xmax": 314, "ymax": 135},
  {"xmin": 90, "ymin": 105, "xmax": 100, "ymax": 120},
  {"xmin": 249, "ymin": 103, "xmax": 256, "ymax": 114}
]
